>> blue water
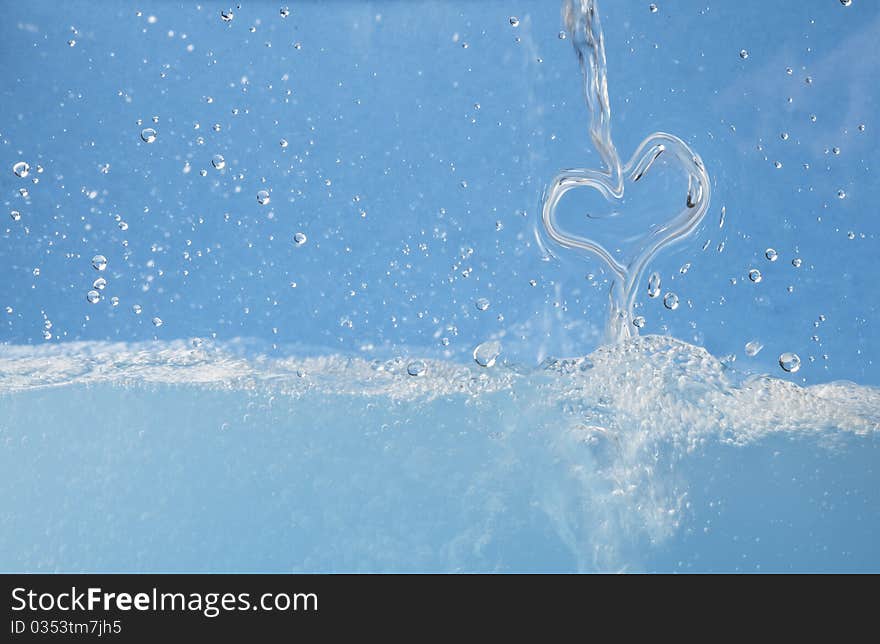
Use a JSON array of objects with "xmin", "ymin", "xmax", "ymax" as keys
[{"xmin": 1, "ymin": 1, "xmax": 878, "ymax": 572}]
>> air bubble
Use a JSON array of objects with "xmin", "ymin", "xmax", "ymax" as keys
[
  {"xmin": 779, "ymin": 352, "xmax": 801, "ymax": 373},
  {"xmin": 475, "ymin": 297, "xmax": 490, "ymax": 312},
  {"xmin": 791, "ymin": 257, "xmax": 802, "ymax": 268},
  {"xmin": 293, "ymin": 232, "xmax": 307, "ymax": 246},
  {"xmin": 649, "ymin": 4, "xmax": 658, "ymax": 13},
  {"xmin": 256, "ymin": 190, "xmax": 271, "ymax": 205},
  {"xmin": 10, "ymin": 210, "xmax": 21, "ymax": 221},
  {"xmin": 140, "ymin": 128, "xmax": 157, "ymax": 143},
  {"xmin": 152, "ymin": 317, "xmax": 163, "ymax": 328},
  {"xmin": 91, "ymin": 255, "xmax": 108, "ymax": 271},
  {"xmin": 663, "ymin": 292, "xmax": 679, "ymax": 310},
  {"xmin": 93, "ymin": 277, "xmax": 107, "ymax": 290},
  {"xmin": 211, "ymin": 154, "xmax": 226, "ymax": 170},
  {"xmin": 739, "ymin": 49, "xmax": 749, "ymax": 60},
  {"xmin": 748, "ymin": 268, "xmax": 762, "ymax": 283},
  {"xmin": 633, "ymin": 316, "xmax": 646, "ymax": 328},
  {"xmin": 837, "ymin": 189, "xmax": 846, "ymax": 199},
  {"xmin": 765, "ymin": 248, "xmax": 777, "ymax": 262},
  {"xmin": 86, "ymin": 290, "xmax": 101, "ymax": 304},
  {"xmin": 220, "ymin": 9, "xmax": 234, "ymax": 22},
  {"xmin": 509, "ymin": 16, "xmax": 519, "ymax": 27}
]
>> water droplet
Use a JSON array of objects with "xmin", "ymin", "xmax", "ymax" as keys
[
  {"xmin": 256, "ymin": 190, "xmax": 271, "ymax": 205},
  {"xmin": 841, "ymin": 0, "xmax": 852, "ymax": 6},
  {"xmin": 558, "ymin": 30, "xmax": 567, "ymax": 39},
  {"xmin": 858, "ymin": 123, "xmax": 865, "ymax": 132},
  {"xmin": 647, "ymin": 272, "xmax": 662, "ymax": 298},
  {"xmin": 473, "ymin": 340, "xmax": 502, "ymax": 368},
  {"xmin": 86, "ymin": 290, "xmax": 101, "ymax": 304},
  {"xmin": 739, "ymin": 49, "xmax": 749, "ymax": 60},
  {"xmin": 779, "ymin": 352, "xmax": 801, "ymax": 373},
  {"xmin": 837, "ymin": 189, "xmax": 846, "ymax": 199},
  {"xmin": 475, "ymin": 297, "xmax": 490, "ymax": 312},
  {"xmin": 745, "ymin": 340, "xmax": 764, "ymax": 357},
  {"xmin": 649, "ymin": 4, "xmax": 658, "ymax": 13},
  {"xmin": 92, "ymin": 277, "xmax": 107, "ymax": 290},
  {"xmin": 43, "ymin": 330, "xmax": 52, "ymax": 340},
  {"xmin": 293, "ymin": 232, "xmax": 307, "ymax": 246},
  {"xmin": 10, "ymin": 210, "xmax": 21, "ymax": 221},
  {"xmin": 140, "ymin": 128, "xmax": 157, "ymax": 143},
  {"xmin": 633, "ymin": 316, "xmax": 646, "ymax": 328},
  {"xmin": 791, "ymin": 257, "xmax": 802, "ymax": 268},
  {"xmin": 211, "ymin": 154, "xmax": 226, "ymax": 170},
  {"xmin": 280, "ymin": 7, "xmax": 290, "ymax": 18},
  {"xmin": 12, "ymin": 161, "xmax": 30, "ymax": 178},
  {"xmin": 765, "ymin": 248, "xmax": 778, "ymax": 262},
  {"xmin": 280, "ymin": 138, "xmax": 289, "ymax": 148},
  {"xmin": 748, "ymin": 268, "xmax": 762, "ymax": 283},
  {"xmin": 132, "ymin": 304, "xmax": 142, "ymax": 315},
  {"xmin": 151, "ymin": 316, "xmax": 163, "ymax": 328},
  {"xmin": 91, "ymin": 254, "xmax": 108, "ymax": 271},
  {"xmin": 220, "ymin": 9, "xmax": 234, "ymax": 22},
  {"xmin": 406, "ymin": 360, "xmax": 427, "ymax": 377},
  {"xmin": 509, "ymin": 16, "xmax": 519, "ymax": 27},
  {"xmin": 780, "ymin": 132, "xmax": 789, "ymax": 141},
  {"xmin": 663, "ymin": 292, "xmax": 679, "ymax": 310},
  {"xmin": 110, "ymin": 296, "xmax": 119, "ymax": 307},
  {"xmin": 774, "ymin": 161, "xmax": 783, "ymax": 169}
]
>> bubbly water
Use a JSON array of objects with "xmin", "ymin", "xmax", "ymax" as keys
[{"xmin": 1, "ymin": 1, "xmax": 878, "ymax": 572}]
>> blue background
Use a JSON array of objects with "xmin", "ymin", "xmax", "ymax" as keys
[{"xmin": 2, "ymin": 0, "xmax": 878, "ymax": 386}]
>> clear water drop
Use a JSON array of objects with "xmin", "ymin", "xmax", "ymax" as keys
[
  {"xmin": 91, "ymin": 254, "xmax": 108, "ymax": 271},
  {"xmin": 837, "ymin": 189, "xmax": 846, "ymax": 199},
  {"xmin": 473, "ymin": 340, "xmax": 502, "ymax": 368},
  {"xmin": 406, "ymin": 360, "xmax": 427, "ymax": 377},
  {"xmin": 140, "ymin": 128, "xmax": 157, "ymax": 143},
  {"xmin": 256, "ymin": 190, "xmax": 271, "ymax": 205},
  {"xmin": 10, "ymin": 210, "xmax": 21, "ymax": 221},
  {"xmin": 791, "ymin": 257, "xmax": 803, "ymax": 268},
  {"xmin": 663, "ymin": 292, "xmax": 679, "ymax": 310},
  {"xmin": 220, "ymin": 9, "xmax": 234, "ymax": 22},
  {"xmin": 748, "ymin": 268, "xmax": 762, "ymax": 283},
  {"xmin": 474, "ymin": 297, "xmax": 490, "ymax": 312},
  {"xmin": 633, "ymin": 316, "xmax": 646, "ymax": 328},
  {"xmin": 649, "ymin": 4, "xmax": 658, "ymax": 13},
  {"xmin": 132, "ymin": 304, "xmax": 143, "ymax": 315},
  {"xmin": 745, "ymin": 340, "xmax": 764, "ymax": 357},
  {"xmin": 739, "ymin": 49, "xmax": 749, "ymax": 60},
  {"xmin": 765, "ymin": 248, "xmax": 778, "ymax": 262},
  {"xmin": 648, "ymin": 272, "xmax": 662, "ymax": 298},
  {"xmin": 509, "ymin": 16, "xmax": 519, "ymax": 27},
  {"xmin": 12, "ymin": 161, "xmax": 30, "ymax": 178},
  {"xmin": 211, "ymin": 154, "xmax": 226, "ymax": 170},
  {"xmin": 92, "ymin": 277, "xmax": 107, "ymax": 290},
  {"xmin": 86, "ymin": 290, "xmax": 101, "ymax": 304},
  {"xmin": 293, "ymin": 232, "xmax": 307, "ymax": 246},
  {"xmin": 151, "ymin": 316, "xmax": 163, "ymax": 328},
  {"xmin": 779, "ymin": 352, "xmax": 801, "ymax": 373}
]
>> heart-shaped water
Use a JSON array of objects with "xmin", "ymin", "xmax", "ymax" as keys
[
  {"xmin": 542, "ymin": 133, "xmax": 710, "ymax": 342},
  {"xmin": 541, "ymin": 0, "xmax": 711, "ymax": 343}
]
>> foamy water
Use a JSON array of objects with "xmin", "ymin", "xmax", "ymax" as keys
[{"xmin": 1, "ymin": 338, "xmax": 876, "ymax": 571}]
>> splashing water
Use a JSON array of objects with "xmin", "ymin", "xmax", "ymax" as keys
[{"xmin": 541, "ymin": 0, "xmax": 711, "ymax": 343}]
